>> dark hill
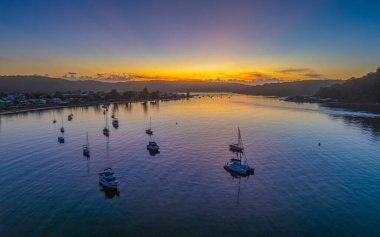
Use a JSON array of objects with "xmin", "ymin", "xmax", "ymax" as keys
[
  {"xmin": 237, "ymin": 80, "xmax": 342, "ymax": 97},
  {"xmin": 0, "ymin": 76, "xmax": 249, "ymax": 93},
  {"xmin": 316, "ymin": 68, "xmax": 380, "ymax": 103}
]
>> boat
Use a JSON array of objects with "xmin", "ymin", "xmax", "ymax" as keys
[
  {"xmin": 99, "ymin": 168, "xmax": 119, "ymax": 189},
  {"xmin": 53, "ymin": 111, "xmax": 56, "ymax": 123},
  {"xmin": 68, "ymin": 113, "xmax": 73, "ymax": 121},
  {"xmin": 60, "ymin": 118, "xmax": 64, "ymax": 133},
  {"xmin": 103, "ymin": 109, "xmax": 110, "ymax": 136},
  {"xmin": 224, "ymin": 157, "xmax": 254, "ymax": 176},
  {"xmin": 147, "ymin": 141, "xmax": 160, "ymax": 151},
  {"xmin": 58, "ymin": 136, "xmax": 65, "ymax": 143},
  {"xmin": 112, "ymin": 117, "xmax": 119, "ymax": 128},
  {"xmin": 83, "ymin": 132, "xmax": 90, "ymax": 157},
  {"xmin": 224, "ymin": 129, "xmax": 254, "ymax": 176},
  {"xmin": 103, "ymin": 127, "xmax": 109, "ymax": 136},
  {"xmin": 145, "ymin": 117, "xmax": 153, "ymax": 135},
  {"xmin": 229, "ymin": 127, "xmax": 244, "ymax": 152}
]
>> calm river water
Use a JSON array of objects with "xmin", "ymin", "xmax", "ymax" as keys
[{"xmin": 0, "ymin": 94, "xmax": 379, "ymax": 237}]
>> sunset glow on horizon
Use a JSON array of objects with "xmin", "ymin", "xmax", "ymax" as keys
[{"xmin": 1, "ymin": 0, "xmax": 380, "ymax": 82}]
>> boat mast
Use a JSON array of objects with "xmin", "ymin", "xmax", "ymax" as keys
[
  {"xmin": 105, "ymin": 109, "xmax": 108, "ymax": 129},
  {"xmin": 86, "ymin": 132, "xmax": 89, "ymax": 148},
  {"xmin": 150, "ymin": 117, "xmax": 152, "ymax": 130},
  {"xmin": 238, "ymin": 127, "xmax": 242, "ymax": 148}
]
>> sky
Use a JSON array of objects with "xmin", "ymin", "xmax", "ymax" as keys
[{"xmin": 1, "ymin": 0, "xmax": 380, "ymax": 82}]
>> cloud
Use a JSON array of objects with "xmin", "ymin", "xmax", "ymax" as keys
[
  {"xmin": 275, "ymin": 68, "xmax": 310, "ymax": 74},
  {"xmin": 275, "ymin": 67, "xmax": 324, "ymax": 79},
  {"xmin": 304, "ymin": 72, "xmax": 323, "ymax": 79}
]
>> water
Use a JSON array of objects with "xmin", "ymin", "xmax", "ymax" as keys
[{"xmin": 0, "ymin": 95, "xmax": 379, "ymax": 237}]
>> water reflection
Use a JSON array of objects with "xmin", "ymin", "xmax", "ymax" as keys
[
  {"xmin": 148, "ymin": 149, "xmax": 160, "ymax": 156},
  {"xmin": 99, "ymin": 186, "xmax": 120, "ymax": 199},
  {"xmin": 141, "ymin": 101, "xmax": 148, "ymax": 115},
  {"xmin": 125, "ymin": 102, "xmax": 132, "ymax": 112},
  {"xmin": 325, "ymin": 112, "xmax": 380, "ymax": 135}
]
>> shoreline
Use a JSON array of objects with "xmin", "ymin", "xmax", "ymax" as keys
[{"xmin": 0, "ymin": 97, "xmax": 193, "ymax": 115}]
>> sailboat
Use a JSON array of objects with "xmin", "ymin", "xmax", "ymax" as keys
[
  {"xmin": 112, "ymin": 117, "xmax": 119, "ymax": 128},
  {"xmin": 83, "ymin": 132, "xmax": 90, "ymax": 157},
  {"xmin": 229, "ymin": 127, "xmax": 244, "ymax": 152},
  {"xmin": 145, "ymin": 117, "xmax": 153, "ymax": 135},
  {"xmin": 224, "ymin": 128, "xmax": 254, "ymax": 176},
  {"xmin": 53, "ymin": 111, "xmax": 56, "ymax": 123},
  {"xmin": 60, "ymin": 117, "xmax": 64, "ymax": 133},
  {"xmin": 103, "ymin": 109, "xmax": 110, "ymax": 136}
]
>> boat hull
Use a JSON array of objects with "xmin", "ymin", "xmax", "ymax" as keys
[
  {"xmin": 229, "ymin": 144, "xmax": 243, "ymax": 152},
  {"xmin": 99, "ymin": 179, "xmax": 119, "ymax": 189},
  {"xmin": 224, "ymin": 161, "xmax": 254, "ymax": 176}
]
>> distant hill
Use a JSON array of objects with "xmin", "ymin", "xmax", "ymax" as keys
[
  {"xmin": 0, "ymin": 76, "xmax": 249, "ymax": 93},
  {"xmin": 316, "ymin": 68, "xmax": 380, "ymax": 103},
  {"xmin": 237, "ymin": 80, "xmax": 342, "ymax": 97}
]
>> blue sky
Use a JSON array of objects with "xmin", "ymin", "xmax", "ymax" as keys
[{"xmin": 1, "ymin": 0, "xmax": 380, "ymax": 81}]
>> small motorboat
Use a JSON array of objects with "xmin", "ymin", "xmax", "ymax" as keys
[
  {"xmin": 99, "ymin": 168, "xmax": 119, "ymax": 189},
  {"xmin": 58, "ymin": 136, "xmax": 65, "ymax": 143},
  {"xmin": 68, "ymin": 113, "xmax": 73, "ymax": 121},
  {"xmin": 147, "ymin": 141, "xmax": 160, "ymax": 151}
]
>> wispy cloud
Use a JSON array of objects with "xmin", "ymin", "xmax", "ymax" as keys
[
  {"xmin": 275, "ymin": 67, "xmax": 324, "ymax": 79},
  {"xmin": 275, "ymin": 68, "xmax": 310, "ymax": 74},
  {"xmin": 304, "ymin": 72, "xmax": 323, "ymax": 79}
]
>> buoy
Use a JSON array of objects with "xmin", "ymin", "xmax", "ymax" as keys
[{"xmin": 318, "ymin": 142, "xmax": 321, "ymax": 146}]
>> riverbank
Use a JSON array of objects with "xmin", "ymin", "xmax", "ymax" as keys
[
  {"xmin": 0, "ymin": 96, "xmax": 193, "ymax": 115},
  {"xmin": 280, "ymin": 95, "xmax": 380, "ymax": 114}
]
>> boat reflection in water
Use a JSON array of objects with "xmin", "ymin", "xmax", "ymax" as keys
[
  {"xmin": 99, "ymin": 186, "xmax": 120, "ymax": 199},
  {"xmin": 148, "ymin": 149, "xmax": 160, "ymax": 156},
  {"xmin": 225, "ymin": 170, "xmax": 251, "ymax": 206}
]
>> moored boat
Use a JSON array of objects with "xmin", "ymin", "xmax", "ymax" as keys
[
  {"xmin": 112, "ymin": 118, "xmax": 119, "ymax": 128},
  {"xmin": 83, "ymin": 132, "xmax": 90, "ymax": 157},
  {"xmin": 145, "ymin": 117, "xmax": 153, "ymax": 135},
  {"xmin": 99, "ymin": 168, "xmax": 119, "ymax": 189},
  {"xmin": 58, "ymin": 136, "xmax": 65, "ymax": 143},
  {"xmin": 225, "ymin": 128, "xmax": 254, "ymax": 176},
  {"xmin": 229, "ymin": 127, "xmax": 244, "ymax": 152},
  {"xmin": 147, "ymin": 141, "xmax": 160, "ymax": 151}
]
